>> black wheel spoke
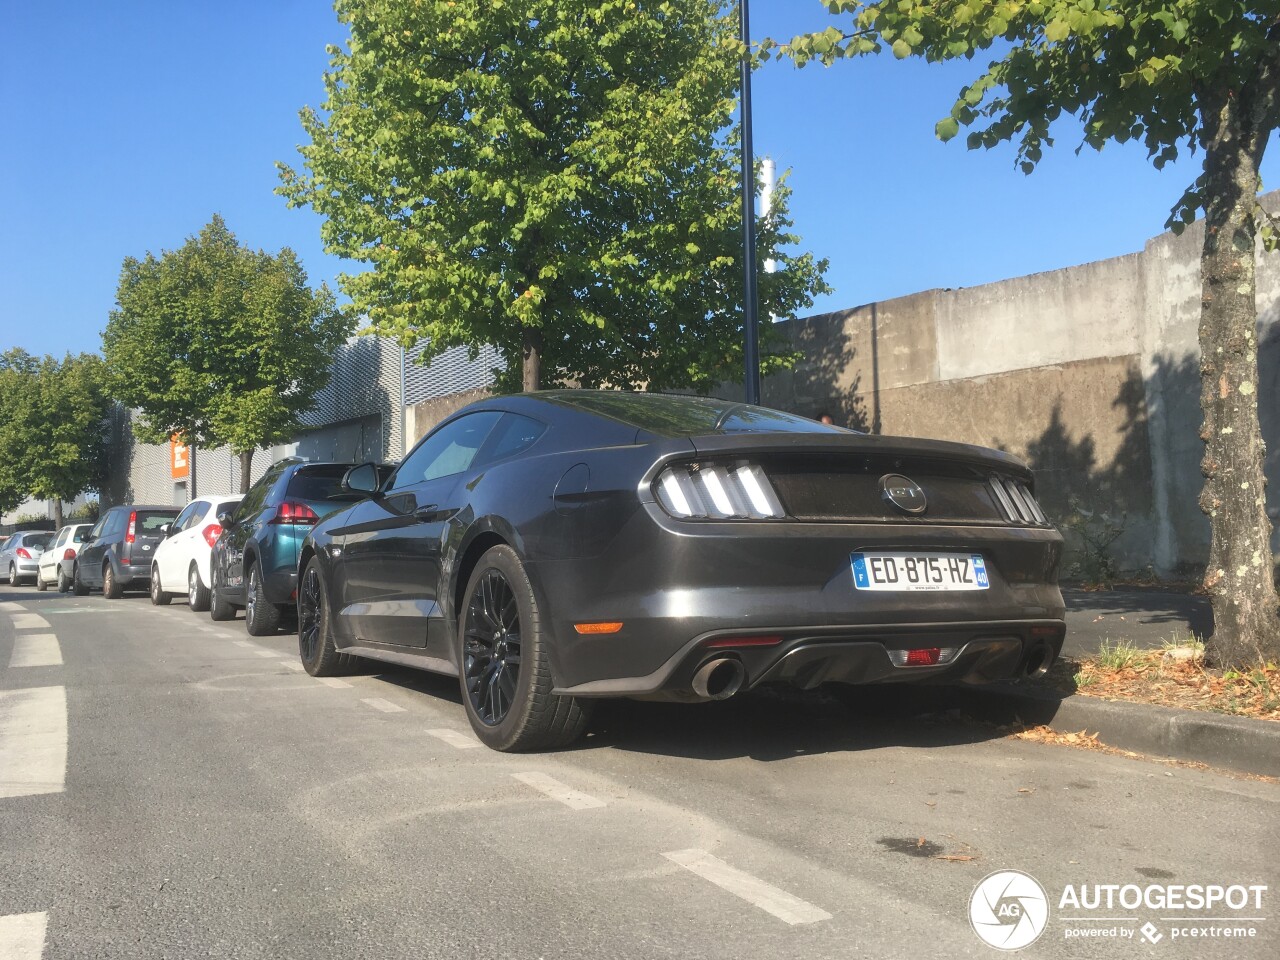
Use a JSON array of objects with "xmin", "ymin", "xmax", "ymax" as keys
[{"xmin": 464, "ymin": 567, "xmax": 523, "ymax": 727}]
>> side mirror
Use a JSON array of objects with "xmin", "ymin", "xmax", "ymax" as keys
[
  {"xmin": 216, "ymin": 510, "xmax": 235, "ymax": 526},
  {"xmin": 159, "ymin": 523, "xmax": 173, "ymax": 537},
  {"xmin": 342, "ymin": 463, "xmax": 382, "ymax": 497}
]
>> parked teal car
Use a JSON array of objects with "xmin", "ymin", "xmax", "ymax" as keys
[{"xmin": 208, "ymin": 459, "xmax": 366, "ymax": 635}]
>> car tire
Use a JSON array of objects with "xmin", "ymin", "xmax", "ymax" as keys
[
  {"xmin": 188, "ymin": 563, "xmax": 211, "ymax": 612},
  {"xmin": 297, "ymin": 557, "xmax": 354, "ymax": 676},
  {"xmin": 72, "ymin": 563, "xmax": 89, "ymax": 596},
  {"xmin": 150, "ymin": 565, "xmax": 172, "ymax": 605},
  {"xmin": 244, "ymin": 563, "xmax": 282, "ymax": 636},
  {"xmin": 457, "ymin": 545, "xmax": 590, "ymax": 752},
  {"xmin": 103, "ymin": 561, "xmax": 123, "ymax": 600},
  {"xmin": 8, "ymin": 563, "xmax": 18, "ymax": 587},
  {"xmin": 57, "ymin": 568, "xmax": 72, "ymax": 593},
  {"xmin": 209, "ymin": 567, "xmax": 236, "ymax": 621},
  {"xmin": 36, "ymin": 572, "xmax": 47, "ymax": 591}
]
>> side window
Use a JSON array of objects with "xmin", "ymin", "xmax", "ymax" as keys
[
  {"xmin": 88, "ymin": 516, "xmax": 106, "ymax": 541},
  {"xmin": 171, "ymin": 503, "xmax": 199, "ymax": 533},
  {"xmin": 391, "ymin": 412, "xmax": 502, "ymax": 490},
  {"xmin": 235, "ymin": 467, "xmax": 285, "ymax": 522},
  {"xmin": 53, "ymin": 529, "xmax": 68, "ymax": 547},
  {"xmin": 476, "ymin": 413, "xmax": 547, "ymax": 467},
  {"xmin": 182, "ymin": 502, "xmax": 210, "ymax": 531},
  {"xmin": 102, "ymin": 511, "xmax": 125, "ymax": 539}
]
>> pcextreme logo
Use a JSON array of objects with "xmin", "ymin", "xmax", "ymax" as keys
[{"xmin": 969, "ymin": 870, "xmax": 1051, "ymax": 950}]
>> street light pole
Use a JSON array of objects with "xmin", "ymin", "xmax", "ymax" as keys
[{"xmin": 738, "ymin": 0, "xmax": 761, "ymax": 406}]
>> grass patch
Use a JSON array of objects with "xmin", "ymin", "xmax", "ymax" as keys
[{"xmin": 1037, "ymin": 644, "xmax": 1280, "ymax": 721}]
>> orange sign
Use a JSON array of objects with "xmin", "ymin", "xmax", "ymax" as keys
[{"xmin": 170, "ymin": 435, "xmax": 190, "ymax": 479}]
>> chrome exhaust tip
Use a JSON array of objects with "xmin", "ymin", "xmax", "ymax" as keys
[
  {"xmin": 1022, "ymin": 641, "xmax": 1052, "ymax": 680},
  {"xmin": 691, "ymin": 658, "xmax": 746, "ymax": 701}
]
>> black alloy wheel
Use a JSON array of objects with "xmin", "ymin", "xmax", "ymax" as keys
[
  {"xmin": 463, "ymin": 569, "xmax": 523, "ymax": 727},
  {"xmin": 457, "ymin": 545, "xmax": 590, "ymax": 751},
  {"xmin": 297, "ymin": 557, "xmax": 351, "ymax": 676}
]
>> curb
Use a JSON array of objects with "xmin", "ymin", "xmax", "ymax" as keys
[{"xmin": 939, "ymin": 683, "xmax": 1280, "ymax": 778}]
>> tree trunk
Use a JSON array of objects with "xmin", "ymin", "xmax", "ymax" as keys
[
  {"xmin": 238, "ymin": 450, "xmax": 254, "ymax": 495},
  {"xmin": 1196, "ymin": 82, "xmax": 1280, "ymax": 669},
  {"xmin": 522, "ymin": 326, "xmax": 542, "ymax": 392},
  {"xmin": 52, "ymin": 499, "xmax": 63, "ymax": 530}
]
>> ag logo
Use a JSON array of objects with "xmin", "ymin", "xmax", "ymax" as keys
[{"xmin": 969, "ymin": 870, "xmax": 1050, "ymax": 950}]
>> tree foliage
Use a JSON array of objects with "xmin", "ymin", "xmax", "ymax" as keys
[
  {"xmin": 278, "ymin": 0, "xmax": 830, "ymax": 393},
  {"xmin": 0, "ymin": 350, "xmax": 110, "ymax": 523},
  {"xmin": 102, "ymin": 216, "xmax": 351, "ymax": 490},
  {"xmin": 776, "ymin": 1, "xmax": 1280, "ymax": 667}
]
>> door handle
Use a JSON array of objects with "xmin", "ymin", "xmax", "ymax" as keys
[{"xmin": 413, "ymin": 504, "xmax": 440, "ymax": 522}]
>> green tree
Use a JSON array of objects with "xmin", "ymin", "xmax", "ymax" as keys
[
  {"xmin": 0, "ymin": 351, "xmax": 109, "ymax": 527},
  {"xmin": 278, "ymin": 0, "xmax": 829, "ymax": 394},
  {"xmin": 777, "ymin": 1, "xmax": 1280, "ymax": 668},
  {"xmin": 102, "ymin": 216, "xmax": 350, "ymax": 492}
]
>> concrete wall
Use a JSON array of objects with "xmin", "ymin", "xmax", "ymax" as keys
[
  {"xmin": 761, "ymin": 193, "xmax": 1280, "ymax": 575},
  {"xmin": 407, "ymin": 387, "xmax": 492, "ymax": 443}
]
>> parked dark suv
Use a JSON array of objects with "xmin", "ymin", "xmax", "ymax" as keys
[
  {"xmin": 210, "ymin": 459, "xmax": 365, "ymax": 635},
  {"xmin": 75, "ymin": 504, "xmax": 182, "ymax": 599}
]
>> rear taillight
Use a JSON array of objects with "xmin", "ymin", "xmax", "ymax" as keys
[
  {"xmin": 126, "ymin": 511, "xmax": 137, "ymax": 544},
  {"xmin": 15, "ymin": 548, "xmax": 31, "ymax": 560},
  {"xmin": 988, "ymin": 476, "xmax": 1048, "ymax": 525},
  {"xmin": 655, "ymin": 461, "xmax": 785, "ymax": 520},
  {"xmin": 63, "ymin": 549, "xmax": 76, "ymax": 561},
  {"xmin": 202, "ymin": 524, "xmax": 222, "ymax": 548},
  {"xmin": 270, "ymin": 502, "xmax": 319, "ymax": 525}
]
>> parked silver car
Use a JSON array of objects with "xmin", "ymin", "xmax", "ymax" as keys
[{"xmin": 1, "ymin": 531, "xmax": 54, "ymax": 586}]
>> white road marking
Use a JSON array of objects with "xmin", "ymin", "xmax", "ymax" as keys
[
  {"xmin": 426, "ymin": 728, "xmax": 481, "ymax": 750},
  {"xmin": 278, "ymin": 661, "xmax": 305, "ymax": 672},
  {"xmin": 231, "ymin": 640, "xmax": 254, "ymax": 648},
  {"xmin": 7, "ymin": 613, "xmax": 50, "ymax": 631},
  {"xmin": 361, "ymin": 697, "xmax": 406, "ymax": 714},
  {"xmin": 512, "ymin": 772, "xmax": 605, "ymax": 810},
  {"xmin": 8, "ymin": 634, "xmax": 62, "ymax": 669},
  {"xmin": 0, "ymin": 687, "xmax": 67, "ymax": 799},
  {"xmin": 662, "ymin": 849, "xmax": 832, "ymax": 925},
  {"xmin": 0, "ymin": 911, "xmax": 48, "ymax": 959},
  {"xmin": 317, "ymin": 677, "xmax": 352, "ymax": 689},
  {"xmin": 253, "ymin": 649, "xmax": 278, "ymax": 659}
]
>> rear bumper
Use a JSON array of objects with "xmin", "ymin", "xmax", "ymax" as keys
[
  {"xmin": 118, "ymin": 562, "xmax": 151, "ymax": 585},
  {"xmin": 553, "ymin": 620, "xmax": 1064, "ymax": 697},
  {"xmin": 535, "ymin": 507, "xmax": 1066, "ymax": 697}
]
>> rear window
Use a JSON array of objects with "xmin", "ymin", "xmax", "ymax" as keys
[
  {"xmin": 24, "ymin": 532, "xmax": 53, "ymax": 548},
  {"xmin": 547, "ymin": 392, "xmax": 850, "ymax": 438},
  {"xmin": 286, "ymin": 465, "xmax": 361, "ymax": 503},
  {"xmin": 136, "ymin": 512, "xmax": 179, "ymax": 533}
]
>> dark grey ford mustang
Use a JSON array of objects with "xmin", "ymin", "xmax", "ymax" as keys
[{"xmin": 296, "ymin": 391, "xmax": 1065, "ymax": 751}]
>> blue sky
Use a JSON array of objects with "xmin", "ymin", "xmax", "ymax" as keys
[{"xmin": 2, "ymin": 1, "xmax": 1276, "ymax": 360}]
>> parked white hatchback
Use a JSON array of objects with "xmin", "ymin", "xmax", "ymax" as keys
[
  {"xmin": 150, "ymin": 495, "xmax": 242, "ymax": 610},
  {"xmin": 37, "ymin": 523, "xmax": 94, "ymax": 592}
]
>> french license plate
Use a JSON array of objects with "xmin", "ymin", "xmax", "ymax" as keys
[{"xmin": 851, "ymin": 552, "xmax": 989, "ymax": 592}]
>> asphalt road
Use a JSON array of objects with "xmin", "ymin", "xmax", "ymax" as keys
[
  {"xmin": 1061, "ymin": 588, "xmax": 1214, "ymax": 660},
  {"xmin": 1, "ymin": 584, "xmax": 1275, "ymax": 960}
]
